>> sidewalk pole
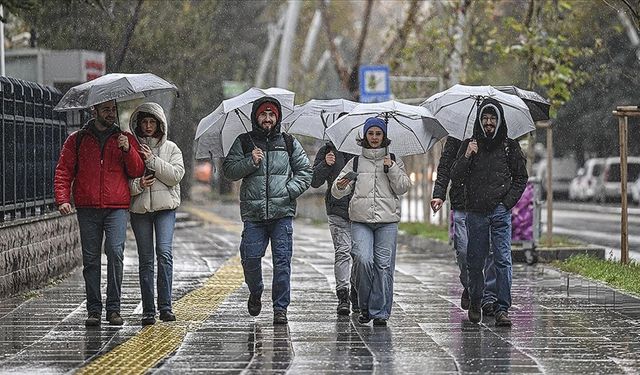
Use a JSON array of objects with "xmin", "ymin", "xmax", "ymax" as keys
[{"xmin": 536, "ymin": 121, "xmax": 553, "ymax": 247}]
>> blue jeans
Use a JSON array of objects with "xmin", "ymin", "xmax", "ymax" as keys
[
  {"xmin": 76, "ymin": 208, "xmax": 128, "ymax": 314},
  {"xmin": 465, "ymin": 204, "xmax": 513, "ymax": 313},
  {"xmin": 452, "ymin": 210, "xmax": 497, "ymax": 306},
  {"xmin": 240, "ymin": 217, "xmax": 293, "ymax": 312},
  {"xmin": 130, "ymin": 209, "xmax": 176, "ymax": 315},
  {"xmin": 351, "ymin": 222, "xmax": 397, "ymax": 320}
]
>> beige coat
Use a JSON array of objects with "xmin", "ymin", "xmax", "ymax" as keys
[
  {"xmin": 128, "ymin": 102, "xmax": 185, "ymax": 214},
  {"xmin": 331, "ymin": 147, "xmax": 411, "ymax": 223}
]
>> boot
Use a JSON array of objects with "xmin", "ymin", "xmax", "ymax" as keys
[{"xmin": 336, "ymin": 288, "xmax": 350, "ymax": 315}]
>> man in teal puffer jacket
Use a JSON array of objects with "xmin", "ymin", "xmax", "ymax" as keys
[{"xmin": 223, "ymin": 96, "xmax": 312, "ymax": 325}]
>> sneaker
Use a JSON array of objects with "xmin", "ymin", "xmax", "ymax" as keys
[
  {"xmin": 106, "ymin": 311, "xmax": 124, "ymax": 326},
  {"xmin": 159, "ymin": 310, "xmax": 176, "ymax": 322},
  {"xmin": 85, "ymin": 312, "xmax": 101, "ymax": 327},
  {"xmin": 461, "ymin": 288, "xmax": 470, "ymax": 310},
  {"xmin": 468, "ymin": 304, "xmax": 482, "ymax": 324},
  {"xmin": 495, "ymin": 311, "xmax": 512, "ymax": 327},
  {"xmin": 357, "ymin": 311, "xmax": 371, "ymax": 324},
  {"xmin": 336, "ymin": 288, "xmax": 350, "ymax": 316},
  {"xmin": 248, "ymin": 292, "xmax": 262, "ymax": 317},
  {"xmin": 273, "ymin": 310, "xmax": 288, "ymax": 325},
  {"xmin": 141, "ymin": 314, "xmax": 156, "ymax": 326},
  {"xmin": 373, "ymin": 318, "xmax": 387, "ymax": 326},
  {"xmin": 482, "ymin": 302, "xmax": 495, "ymax": 317}
]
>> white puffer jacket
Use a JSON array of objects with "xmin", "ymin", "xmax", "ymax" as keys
[
  {"xmin": 331, "ymin": 147, "xmax": 411, "ymax": 223},
  {"xmin": 128, "ymin": 102, "xmax": 185, "ymax": 214}
]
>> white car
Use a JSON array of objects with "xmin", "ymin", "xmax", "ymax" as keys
[
  {"xmin": 593, "ymin": 156, "xmax": 640, "ymax": 203},
  {"xmin": 568, "ymin": 158, "xmax": 605, "ymax": 201}
]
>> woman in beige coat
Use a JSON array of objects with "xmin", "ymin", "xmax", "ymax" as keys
[{"xmin": 129, "ymin": 102, "xmax": 185, "ymax": 326}]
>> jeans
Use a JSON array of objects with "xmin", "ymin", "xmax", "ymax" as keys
[
  {"xmin": 240, "ymin": 217, "xmax": 293, "ymax": 312},
  {"xmin": 351, "ymin": 222, "xmax": 398, "ymax": 320},
  {"xmin": 327, "ymin": 215, "xmax": 355, "ymax": 292},
  {"xmin": 76, "ymin": 208, "xmax": 128, "ymax": 314},
  {"xmin": 130, "ymin": 209, "xmax": 176, "ymax": 315},
  {"xmin": 452, "ymin": 210, "xmax": 497, "ymax": 306},
  {"xmin": 466, "ymin": 204, "xmax": 513, "ymax": 313}
]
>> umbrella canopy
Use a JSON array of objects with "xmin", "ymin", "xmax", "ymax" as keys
[
  {"xmin": 422, "ymin": 84, "xmax": 535, "ymax": 140},
  {"xmin": 194, "ymin": 87, "xmax": 295, "ymax": 159},
  {"xmin": 494, "ymin": 85, "xmax": 551, "ymax": 122},
  {"xmin": 282, "ymin": 99, "xmax": 358, "ymax": 140},
  {"xmin": 54, "ymin": 73, "xmax": 178, "ymax": 111},
  {"xmin": 325, "ymin": 100, "xmax": 448, "ymax": 157}
]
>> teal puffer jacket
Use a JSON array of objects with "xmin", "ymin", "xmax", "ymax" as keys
[{"xmin": 223, "ymin": 131, "xmax": 312, "ymax": 222}]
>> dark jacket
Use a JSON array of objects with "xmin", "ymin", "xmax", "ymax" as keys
[
  {"xmin": 54, "ymin": 120, "xmax": 145, "ymax": 209},
  {"xmin": 311, "ymin": 143, "xmax": 355, "ymax": 220},
  {"xmin": 222, "ymin": 97, "xmax": 312, "ymax": 222},
  {"xmin": 450, "ymin": 98, "xmax": 528, "ymax": 213},
  {"xmin": 432, "ymin": 137, "xmax": 465, "ymax": 210}
]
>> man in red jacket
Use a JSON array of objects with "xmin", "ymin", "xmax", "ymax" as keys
[{"xmin": 54, "ymin": 99, "xmax": 144, "ymax": 327}]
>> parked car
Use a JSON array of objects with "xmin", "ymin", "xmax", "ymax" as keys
[
  {"xmin": 534, "ymin": 156, "xmax": 578, "ymax": 199},
  {"xmin": 568, "ymin": 158, "xmax": 605, "ymax": 201},
  {"xmin": 593, "ymin": 156, "xmax": 640, "ymax": 203}
]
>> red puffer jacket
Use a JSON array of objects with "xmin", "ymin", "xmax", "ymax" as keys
[{"xmin": 54, "ymin": 122, "xmax": 145, "ymax": 209}]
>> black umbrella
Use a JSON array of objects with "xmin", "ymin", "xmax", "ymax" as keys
[{"xmin": 494, "ymin": 85, "xmax": 551, "ymax": 122}]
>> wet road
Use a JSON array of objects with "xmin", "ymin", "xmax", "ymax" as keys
[{"xmin": 1, "ymin": 198, "xmax": 640, "ymax": 373}]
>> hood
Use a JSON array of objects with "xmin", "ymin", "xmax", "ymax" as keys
[
  {"xmin": 251, "ymin": 96, "xmax": 283, "ymax": 137},
  {"xmin": 473, "ymin": 97, "xmax": 507, "ymax": 150},
  {"xmin": 129, "ymin": 102, "xmax": 168, "ymax": 146}
]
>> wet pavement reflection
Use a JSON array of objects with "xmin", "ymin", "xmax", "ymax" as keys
[{"xmin": 1, "ymin": 201, "xmax": 640, "ymax": 373}]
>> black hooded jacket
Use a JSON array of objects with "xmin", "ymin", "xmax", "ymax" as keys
[
  {"xmin": 311, "ymin": 143, "xmax": 355, "ymax": 220},
  {"xmin": 450, "ymin": 98, "xmax": 528, "ymax": 213},
  {"xmin": 432, "ymin": 137, "xmax": 465, "ymax": 210}
]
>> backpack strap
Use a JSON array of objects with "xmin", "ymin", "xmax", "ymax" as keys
[
  {"xmin": 240, "ymin": 132, "xmax": 295, "ymax": 159},
  {"xmin": 282, "ymin": 132, "xmax": 294, "ymax": 158},
  {"xmin": 353, "ymin": 155, "xmax": 359, "ymax": 172}
]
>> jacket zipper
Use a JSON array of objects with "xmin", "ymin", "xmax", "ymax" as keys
[{"xmin": 265, "ymin": 138, "xmax": 270, "ymax": 218}]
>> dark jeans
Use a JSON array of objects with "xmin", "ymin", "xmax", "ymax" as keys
[
  {"xmin": 240, "ymin": 217, "xmax": 293, "ymax": 312},
  {"xmin": 76, "ymin": 208, "xmax": 127, "ymax": 314},
  {"xmin": 130, "ymin": 209, "xmax": 176, "ymax": 315}
]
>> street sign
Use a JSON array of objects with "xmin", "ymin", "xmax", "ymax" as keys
[{"xmin": 359, "ymin": 65, "xmax": 390, "ymax": 103}]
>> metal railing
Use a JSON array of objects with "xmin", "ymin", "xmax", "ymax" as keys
[{"xmin": 1, "ymin": 77, "xmax": 67, "ymax": 222}]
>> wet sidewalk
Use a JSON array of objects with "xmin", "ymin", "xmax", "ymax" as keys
[{"xmin": 1, "ymin": 196, "xmax": 640, "ymax": 374}]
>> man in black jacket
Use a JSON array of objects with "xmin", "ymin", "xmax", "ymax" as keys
[
  {"xmin": 431, "ymin": 137, "xmax": 497, "ymax": 315},
  {"xmin": 311, "ymin": 131, "xmax": 357, "ymax": 315},
  {"xmin": 451, "ymin": 98, "xmax": 528, "ymax": 327}
]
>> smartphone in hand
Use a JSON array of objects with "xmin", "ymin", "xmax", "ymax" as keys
[{"xmin": 343, "ymin": 171, "xmax": 358, "ymax": 181}]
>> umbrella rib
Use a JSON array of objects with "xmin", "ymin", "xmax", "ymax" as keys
[
  {"xmin": 336, "ymin": 121, "xmax": 366, "ymax": 152},
  {"xmin": 391, "ymin": 114, "xmax": 427, "ymax": 153},
  {"xmin": 431, "ymin": 97, "xmax": 475, "ymax": 115}
]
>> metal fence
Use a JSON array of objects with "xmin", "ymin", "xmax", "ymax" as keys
[{"xmin": 1, "ymin": 77, "xmax": 67, "ymax": 222}]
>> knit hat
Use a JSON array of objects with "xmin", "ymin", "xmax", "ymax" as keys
[
  {"xmin": 256, "ymin": 101, "xmax": 280, "ymax": 122},
  {"xmin": 363, "ymin": 117, "xmax": 387, "ymax": 135}
]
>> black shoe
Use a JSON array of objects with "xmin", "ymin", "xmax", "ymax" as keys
[
  {"xmin": 141, "ymin": 313, "xmax": 156, "ymax": 326},
  {"xmin": 248, "ymin": 292, "xmax": 262, "ymax": 317},
  {"xmin": 482, "ymin": 302, "xmax": 495, "ymax": 317},
  {"xmin": 273, "ymin": 310, "xmax": 288, "ymax": 325},
  {"xmin": 85, "ymin": 312, "xmax": 101, "ymax": 327},
  {"xmin": 468, "ymin": 304, "xmax": 482, "ymax": 324},
  {"xmin": 461, "ymin": 288, "xmax": 470, "ymax": 310},
  {"xmin": 357, "ymin": 311, "xmax": 371, "ymax": 324},
  {"xmin": 495, "ymin": 311, "xmax": 512, "ymax": 327},
  {"xmin": 106, "ymin": 311, "xmax": 124, "ymax": 326},
  {"xmin": 336, "ymin": 288, "xmax": 350, "ymax": 316},
  {"xmin": 373, "ymin": 318, "xmax": 387, "ymax": 326},
  {"xmin": 159, "ymin": 310, "xmax": 176, "ymax": 322}
]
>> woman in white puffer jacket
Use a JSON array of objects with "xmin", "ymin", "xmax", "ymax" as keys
[
  {"xmin": 331, "ymin": 117, "xmax": 411, "ymax": 326},
  {"xmin": 128, "ymin": 102, "xmax": 185, "ymax": 326}
]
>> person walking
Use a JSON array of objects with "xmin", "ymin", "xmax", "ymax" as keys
[
  {"xmin": 223, "ymin": 97, "xmax": 312, "ymax": 325},
  {"xmin": 332, "ymin": 117, "xmax": 411, "ymax": 326},
  {"xmin": 311, "ymin": 113, "xmax": 358, "ymax": 315},
  {"xmin": 431, "ymin": 137, "xmax": 498, "ymax": 316},
  {"xmin": 450, "ymin": 98, "xmax": 528, "ymax": 327},
  {"xmin": 128, "ymin": 102, "xmax": 185, "ymax": 326},
  {"xmin": 54, "ymin": 99, "xmax": 145, "ymax": 326}
]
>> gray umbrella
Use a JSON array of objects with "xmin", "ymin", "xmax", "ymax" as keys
[{"xmin": 54, "ymin": 73, "xmax": 178, "ymax": 111}]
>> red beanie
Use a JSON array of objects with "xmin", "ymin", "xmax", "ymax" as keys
[{"xmin": 256, "ymin": 102, "xmax": 279, "ymax": 122}]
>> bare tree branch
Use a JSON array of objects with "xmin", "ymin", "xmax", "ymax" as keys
[
  {"xmin": 524, "ymin": 0, "xmax": 535, "ymax": 28},
  {"xmin": 111, "ymin": 0, "xmax": 144, "ymax": 72},
  {"xmin": 353, "ymin": 0, "xmax": 373, "ymax": 68},
  {"xmin": 374, "ymin": 0, "xmax": 420, "ymax": 64},
  {"xmin": 318, "ymin": 0, "xmax": 351, "ymax": 91}
]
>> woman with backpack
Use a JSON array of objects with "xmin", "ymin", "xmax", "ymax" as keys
[
  {"xmin": 331, "ymin": 117, "xmax": 411, "ymax": 326},
  {"xmin": 128, "ymin": 102, "xmax": 185, "ymax": 326}
]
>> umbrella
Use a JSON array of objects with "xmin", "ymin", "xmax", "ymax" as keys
[
  {"xmin": 494, "ymin": 85, "xmax": 551, "ymax": 122},
  {"xmin": 421, "ymin": 84, "xmax": 535, "ymax": 140},
  {"xmin": 282, "ymin": 99, "xmax": 358, "ymax": 140},
  {"xmin": 324, "ymin": 100, "xmax": 448, "ymax": 157},
  {"xmin": 54, "ymin": 73, "xmax": 178, "ymax": 111},
  {"xmin": 194, "ymin": 87, "xmax": 295, "ymax": 159}
]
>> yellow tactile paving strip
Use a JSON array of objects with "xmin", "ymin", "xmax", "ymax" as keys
[{"xmin": 77, "ymin": 205, "xmax": 244, "ymax": 375}]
